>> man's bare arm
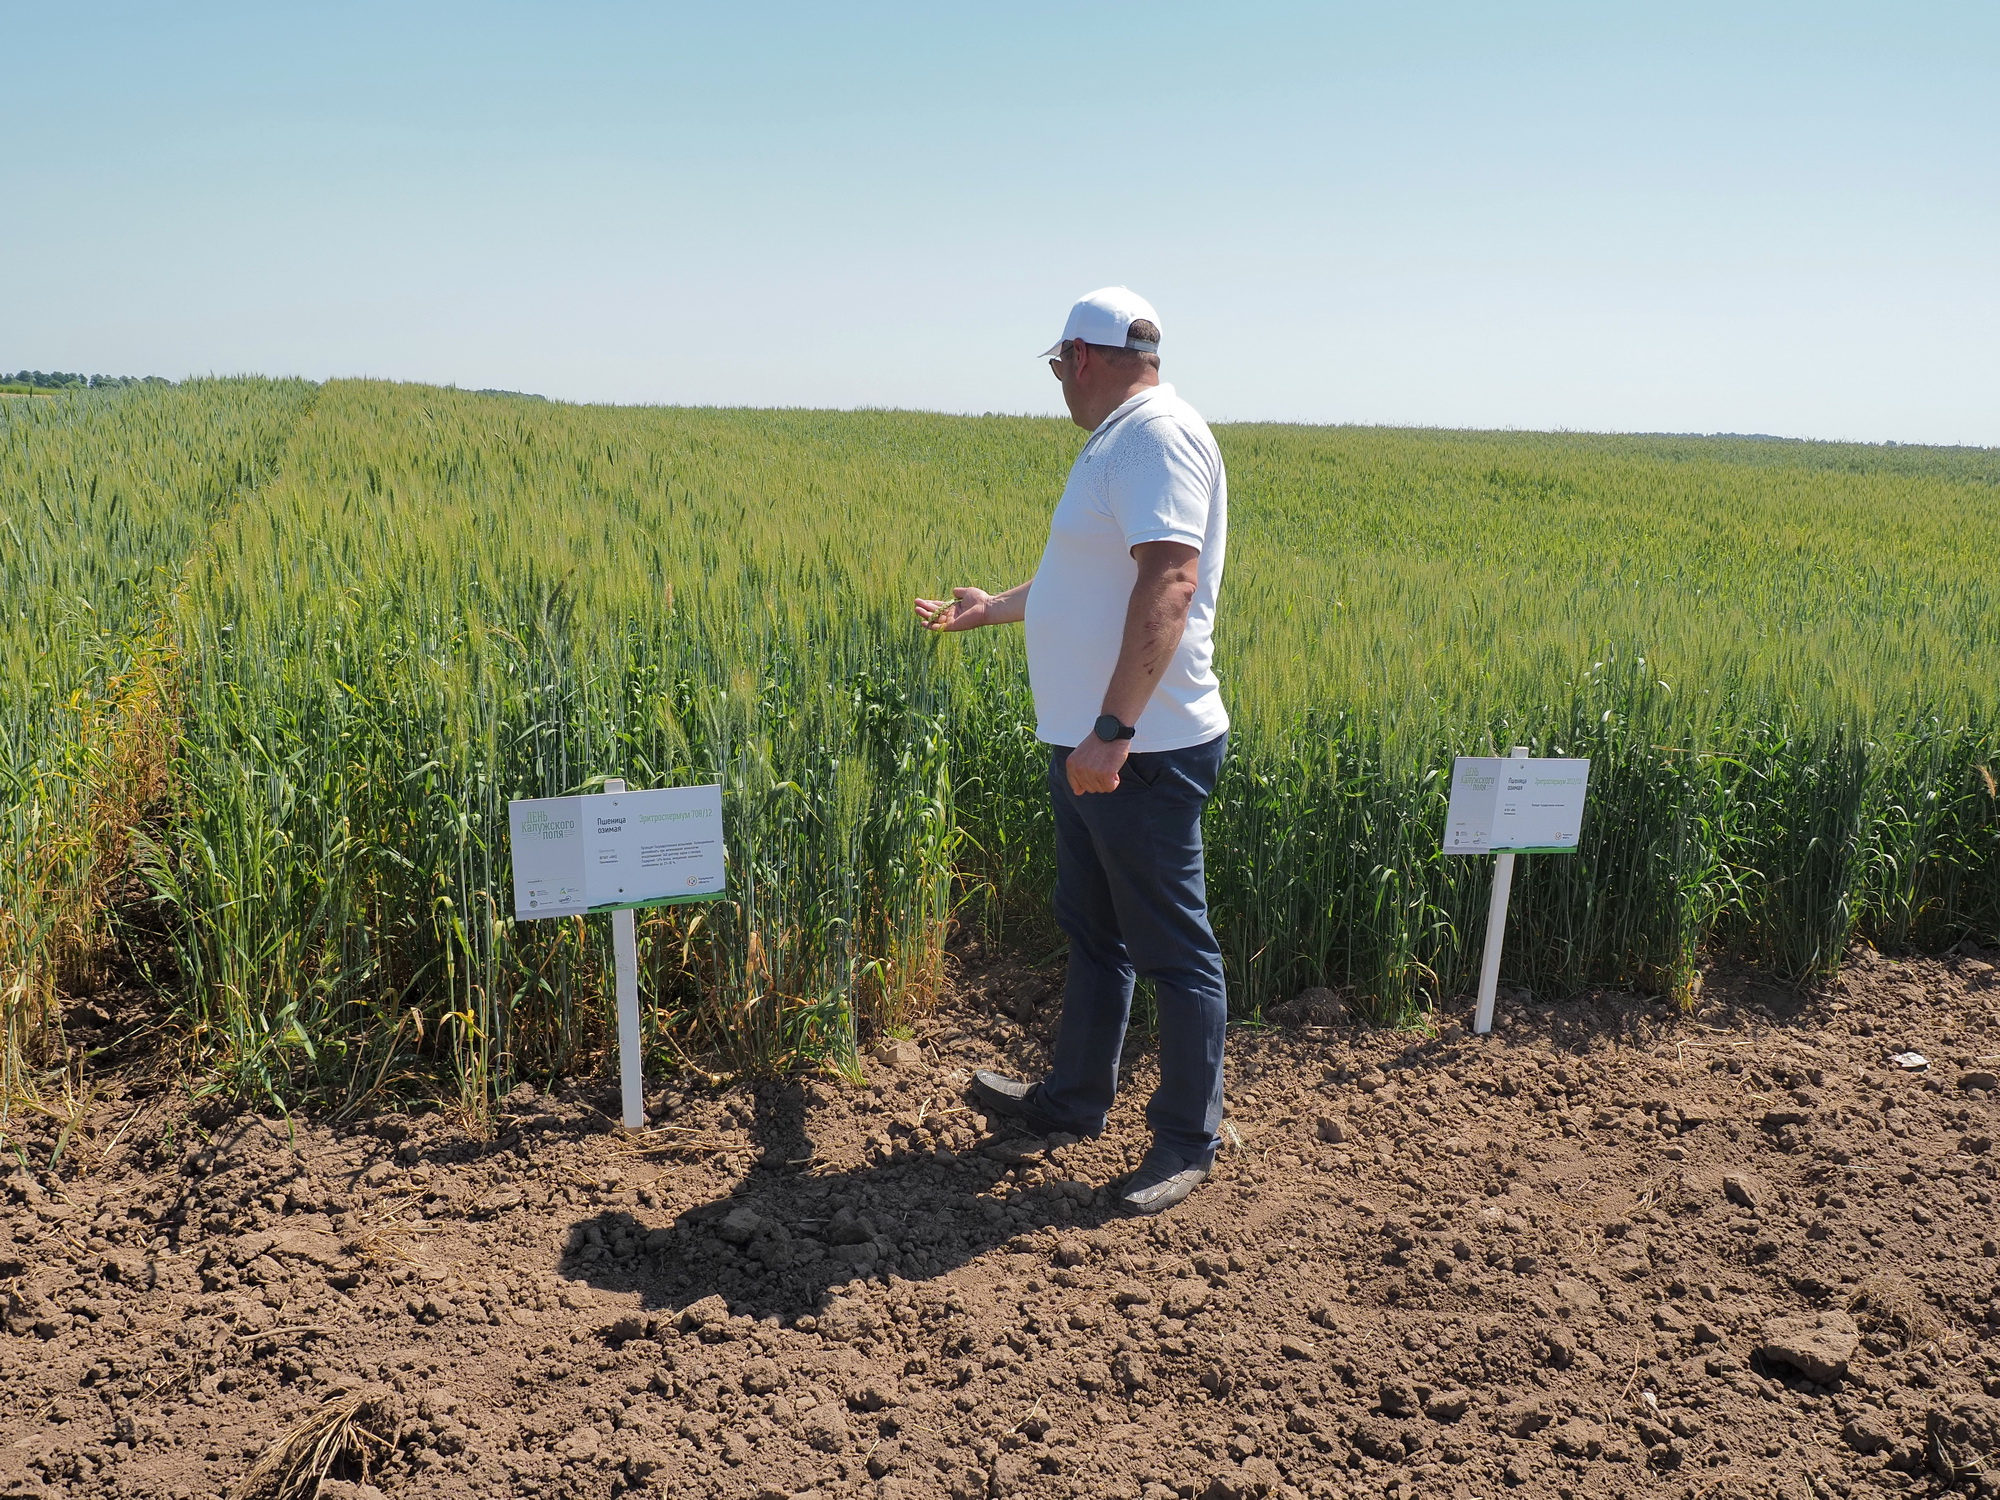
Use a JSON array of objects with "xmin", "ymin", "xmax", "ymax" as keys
[
  {"xmin": 913, "ymin": 581, "xmax": 1031, "ymax": 631},
  {"xmin": 1065, "ymin": 540, "xmax": 1200, "ymax": 793},
  {"xmin": 1101, "ymin": 541, "xmax": 1199, "ymax": 726}
]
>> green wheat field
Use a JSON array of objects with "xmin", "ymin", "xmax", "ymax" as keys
[{"xmin": 7, "ymin": 378, "xmax": 1998, "ymax": 1112}]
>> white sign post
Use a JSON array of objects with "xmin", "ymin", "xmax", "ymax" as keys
[
  {"xmin": 1443, "ymin": 747, "xmax": 1591, "ymax": 1036},
  {"xmin": 508, "ymin": 780, "xmax": 725, "ymax": 1128}
]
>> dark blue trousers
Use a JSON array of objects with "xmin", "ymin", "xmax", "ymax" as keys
[{"xmin": 1029, "ymin": 732, "xmax": 1228, "ymax": 1167}]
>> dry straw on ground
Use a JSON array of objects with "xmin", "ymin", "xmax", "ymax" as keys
[{"xmin": 228, "ymin": 1385, "xmax": 399, "ymax": 1500}]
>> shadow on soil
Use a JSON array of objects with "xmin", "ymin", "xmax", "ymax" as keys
[
  {"xmin": 550, "ymin": 961, "xmax": 1834, "ymax": 1329},
  {"xmin": 555, "ymin": 1079, "xmax": 1121, "ymax": 1326}
]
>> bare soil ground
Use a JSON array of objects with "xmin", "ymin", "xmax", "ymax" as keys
[{"xmin": 4, "ymin": 939, "xmax": 2000, "ymax": 1500}]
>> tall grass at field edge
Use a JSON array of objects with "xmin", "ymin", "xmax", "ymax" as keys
[{"xmin": 0, "ymin": 380, "xmax": 318, "ymax": 1114}]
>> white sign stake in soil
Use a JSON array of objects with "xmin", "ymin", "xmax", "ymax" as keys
[
  {"xmin": 509, "ymin": 780, "xmax": 725, "ymax": 1127},
  {"xmin": 1444, "ymin": 749, "xmax": 1591, "ymax": 1036}
]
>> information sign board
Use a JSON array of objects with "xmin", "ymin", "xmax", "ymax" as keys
[
  {"xmin": 509, "ymin": 784, "xmax": 725, "ymax": 920},
  {"xmin": 1444, "ymin": 756, "xmax": 1591, "ymax": 855}
]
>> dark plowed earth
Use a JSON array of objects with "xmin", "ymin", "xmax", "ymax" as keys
[{"xmin": 5, "ymin": 943, "xmax": 2000, "ymax": 1500}]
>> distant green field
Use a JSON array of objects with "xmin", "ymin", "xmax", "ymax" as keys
[{"xmin": 6, "ymin": 379, "xmax": 1998, "ymax": 1109}]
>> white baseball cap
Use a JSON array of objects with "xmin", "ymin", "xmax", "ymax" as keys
[{"xmin": 1039, "ymin": 286, "xmax": 1161, "ymax": 358}]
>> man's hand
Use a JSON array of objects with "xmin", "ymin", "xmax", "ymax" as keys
[
  {"xmin": 914, "ymin": 587, "xmax": 994, "ymax": 632},
  {"xmin": 1064, "ymin": 540, "xmax": 1199, "ymax": 793},
  {"xmin": 1066, "ymin": 733, "xmax": 1130, "ymax": 794},
  {"xmin": 914, "ymin": 582, "xmax": 1030, "ymax": 632}
]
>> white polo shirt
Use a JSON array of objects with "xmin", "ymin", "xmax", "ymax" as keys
[{"xmin": 1023, "ymin": 383, "xmax": 1229, "ymax": 753}]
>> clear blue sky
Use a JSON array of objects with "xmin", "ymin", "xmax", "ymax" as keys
[{"xmin": 6, "ymin": 3, "xmax": 1996, "ymax": 444}]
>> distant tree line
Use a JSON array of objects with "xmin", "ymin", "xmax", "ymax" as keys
[{"xmin": 2, "ymin": 370, "xmax": 172, "ymax": 390}]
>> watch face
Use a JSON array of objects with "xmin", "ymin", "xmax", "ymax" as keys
[{"xmin": 1094, "ymin": 714, "xmax": 1120, "ymax": 742}]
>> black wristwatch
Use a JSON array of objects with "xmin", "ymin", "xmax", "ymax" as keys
[{"xmin": 1093, "ymin": 714, "xmax": 1137, "ymax": 743}]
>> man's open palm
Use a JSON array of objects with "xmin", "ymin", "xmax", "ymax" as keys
[{"xmin": 913, "ymin": 587, "xmax": 994, "ymax": 632}]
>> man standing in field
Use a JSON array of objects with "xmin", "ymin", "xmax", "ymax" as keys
[{"xmin": 914, "ymin": 287, "xmax": 1229, "ymax": 1215}]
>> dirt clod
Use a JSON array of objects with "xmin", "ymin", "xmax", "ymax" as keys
[
  {"xmin": 872, "ymin": 1038, "xmax": 923, "ymax": 1071},
  {"xmin": 800, "ymin": 1402, "xmax": 848, "ymax": 1453},
  {"xmin": 1758, "ymin": 1309, "xmax": 1860, "ymax": 1383},
  {"xmin": 741, "ymin": 1356, "xmax": 783, "ymax": 1394},
  {"xmin": 1723, "ymin": 1169, "xmax": 1770, "ymax": 1209},
  {"xmin": 1425, "ymin": 1388, "xmax": 1473, "ymax": 1421}
]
